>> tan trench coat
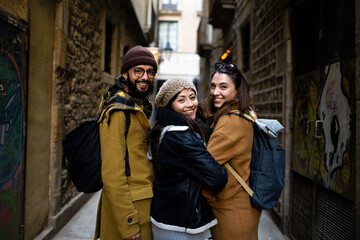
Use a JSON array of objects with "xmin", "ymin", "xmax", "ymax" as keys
[
  {"xmin": 94, "ymin": 109, "xmax": 155, "ymax": 240},
  {"xmin": 203, "ymin": 113, "xmax": 262, "ymax": 240}
]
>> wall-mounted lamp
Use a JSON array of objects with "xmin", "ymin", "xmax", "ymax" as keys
[
  {"xmin": 159, "ymin": 42, "xmax": 173, "ymax": 64},
  {"xmin": 221, "ymin": 45, "xmax": 233, "ymax": 60}
]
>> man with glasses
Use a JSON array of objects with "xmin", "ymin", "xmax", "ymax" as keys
[{"xmin": 94, "ymin": 45, "xmax": 157, "ymax": 240}]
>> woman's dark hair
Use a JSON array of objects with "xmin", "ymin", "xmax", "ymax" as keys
[
  {"xmin": 147, "ymin": 123, "xmax": 164, "ymax": 176},
  {"xmin": 203, "ymin": 62, "xmax": 255, "ymax": 124},
  {"xmin": 148, "ymin": 89, "xmax": 210, "ymax": 176}
]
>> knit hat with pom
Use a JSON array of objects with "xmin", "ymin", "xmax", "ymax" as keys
[
  {"xmin": 155, "ymin": 78, "xmax": 197, "ymax": 107},
  {"xmin": 121, "ymin": 45, "xmax": 158, "ymax": 73}
]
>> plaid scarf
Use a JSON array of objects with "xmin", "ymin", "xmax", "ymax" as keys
[{"xmin": 98, "ymin": 83, "xmax": 152, "ymax": 124}]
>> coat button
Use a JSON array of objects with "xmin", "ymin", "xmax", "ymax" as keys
[{"xmin": 128, "ymin": 218, "xmax": 132, "ymax": 223}]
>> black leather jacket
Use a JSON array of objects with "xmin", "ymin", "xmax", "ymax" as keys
[{"xmin": 150, "ymin": 108, "xmax": 228, "ymax": 233}]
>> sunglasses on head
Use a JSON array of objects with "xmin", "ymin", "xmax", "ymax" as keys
[{"xmin": 213, "ymin": 62, "xmax": 238, "ymax": 72}]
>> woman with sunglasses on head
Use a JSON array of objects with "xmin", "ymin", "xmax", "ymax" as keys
[
  {"xmin": 202, "ymin": 62, "xmax": 261, "ymax": 240},
  {"xmin": 148, "ymin": 78, "xmax": 228, "ymax": 240}
]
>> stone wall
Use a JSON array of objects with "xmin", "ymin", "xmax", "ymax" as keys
[{"xmin": 55, "ymin": 0, "xmax": 109, "ymax": 206}]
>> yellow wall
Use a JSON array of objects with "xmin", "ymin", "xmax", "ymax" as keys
[
  {"xmin": 25, "ymin": 0, "xmax": 55, "ymax": 239},
  {"xmin": 1, "ymin": 0, "xmax": 28, "ymax": 20}
]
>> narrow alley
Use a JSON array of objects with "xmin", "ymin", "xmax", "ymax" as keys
[{"xmin": 1, "ymin": 0, "xmax": 359, "ymax": 239}]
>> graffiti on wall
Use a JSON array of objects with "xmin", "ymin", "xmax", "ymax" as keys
[
  {"xmin": 293, "ymin": 72, "xmax": 325, "ymax": 177},
  {"xmin": 0, "ymin": 192, "xmax": 18, "ymax": 240},
  {"xmin": 293, "ymin": 61, "xmax": 354, "ymax": 195},
  {"xmin": 0, "ymin": 51, "xmax": 23, "ymax": 240},
  {"xmin": 318, "ymin": 62, "xmax": 351, "ymax": 189},
  {"xmin": 0, "ymin": 13, "xmax": 27, "ymax": 239},
  {"xmin": 0, "ymin": 51, "xmax": 24, "ymax": 189}
]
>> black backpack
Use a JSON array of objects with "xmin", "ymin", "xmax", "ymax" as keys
[
  {"xmin": 62, "ymin": 112, "xmax": 130, "ymax": 193},
  {"xmin": 224, "ymin": 112, "xmax": 285, "ymax": 210}
]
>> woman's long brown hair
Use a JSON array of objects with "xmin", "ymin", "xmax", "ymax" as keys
[{"xmin": 203, "ymin": 63, "xmax": 255, "ymax": 125}]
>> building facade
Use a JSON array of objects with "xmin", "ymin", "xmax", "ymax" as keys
[
  {"xmin": 198, "ymin": 0, "xmax": 359, "ymax": 239},
  {"xmin": 0, "ymin": 0, "xmax": 158, "ymax": 239},
  {"xmin": 154, "ymin": 0, "xmax": 203, "ymax": 104}
]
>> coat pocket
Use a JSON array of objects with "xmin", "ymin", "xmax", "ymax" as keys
[{"xmin": 130, "ymin": 184, "xmax": 153, "ymax": 201}]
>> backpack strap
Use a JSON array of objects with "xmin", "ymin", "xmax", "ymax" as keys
[
  {"xmin": 224, "ymin": 163, "xmax": 253, "ymax": 197},
  {"xmin": 124, "ymin": 111, "xmax": 131, "ymax": 176},
  {"xmin": 224, "ymin": 111, "xmax": 255, "ymax": 197},
  {"xmin": 231, "ymin": 111, "xmax": 255, "ymax": 122}
]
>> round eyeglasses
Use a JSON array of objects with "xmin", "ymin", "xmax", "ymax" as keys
[
  {"xmin": 133, "ymin": 67, "xmax": 157, "ymax": 79},
  {"xmin": 213, "ymin": 62, "xmax": 238, "ymax": 72}
]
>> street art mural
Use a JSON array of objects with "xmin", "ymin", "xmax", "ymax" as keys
[
  {"xmin": 318, "ymin": 62, "xmax": 351, "ymax": 189},
  {"xmin": 0, "ymin": 51, "xmax": 24, "ymax": 188},
  {"xmin": 293, "ymin": 60, "xmax": 354, "ymax": 197},
  {"xmin": 0, "ymin": 14, "xmax": 27, "ymax": 240},
  {"xmin": 0, "ymin": 192, "xmax": 18, "ymax": 240},
  {"xmin": 0, "ymin": 51, "xmax": 23, "ymax": 240},
  {"xmin": 293, "ymin": 72, "xmax": 323, "ymax": 177}
]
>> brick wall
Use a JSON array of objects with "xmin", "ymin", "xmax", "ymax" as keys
[{"xmin": 251, "ymin": 0, "xmax": 285, "ymax": 125}]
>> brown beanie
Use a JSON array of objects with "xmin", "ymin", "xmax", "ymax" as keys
[
  {"xmin": 155, "ymin": 78, "xmax": 197, "ymax": 107},
  {"xmin": 121, "ymin": 45, "xmax": 158, "ymax": 73}
]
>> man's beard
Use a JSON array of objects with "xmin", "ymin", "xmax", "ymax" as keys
[{"xmin": 127, "ymin": 77, "xmax": 154, "ymax": 98}]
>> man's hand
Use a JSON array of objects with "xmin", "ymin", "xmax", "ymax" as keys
[{"xmin": 126, "ymin": 232, "xmax": 141, "ymax": 240}]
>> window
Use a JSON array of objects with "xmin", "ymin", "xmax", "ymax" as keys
[
  {"xmin": 159, "ymin": 21, "xmax": 178, "ymax": 51},
  {"xmin": 162, "ymin": 0, "xmax": 177, "ymax": 10}
]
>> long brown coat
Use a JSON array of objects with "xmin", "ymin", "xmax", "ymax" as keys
[
  {"xmin": 94, "ymin": 105, "xmax": 155, "ymax": 240},
  {"xmin": 203, "ymin": 113, "xmax": 261, "ymax": 240}
]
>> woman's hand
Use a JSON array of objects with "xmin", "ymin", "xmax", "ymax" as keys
[{"xmin": 126, "ymin": 232, "xmax": 141, "ymax": 240}]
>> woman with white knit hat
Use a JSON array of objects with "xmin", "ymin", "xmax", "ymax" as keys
[{"xmin": 148, "ymin": 78, "xmax": 228, "ymax": 240}]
